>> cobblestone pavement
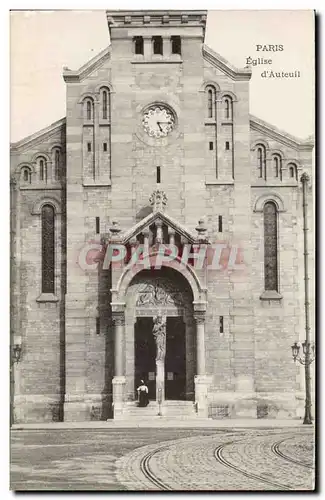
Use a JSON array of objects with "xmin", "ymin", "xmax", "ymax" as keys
[
  {"xmin": 11, "ymin": 427, "xmax": 315, "ymax": 491},
  {"xmin": 117, "ymin": 428, "xmax": 315, "ymax": 491}
]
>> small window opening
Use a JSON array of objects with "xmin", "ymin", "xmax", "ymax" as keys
[
  {"xmin": 96, "ymin": 217, "xmax": 100, "ymax": 234},
  {"xmin": 225, "ymin": 141, "xmax": 230, "ymax": 150},
  {"xmin": 134, "ymin": 36, "xmax": 144, "ymax": 55},
  {"xmin": 219, "ymin": 316, "xmax": 224, "ymax": 334},
  {"xmin": 103, "ymin": 142, "xmax": 108, "ymax": 152},
  {"xmin": 23, "ymin": 169, "xmax": 29, "ymax": 182},
  {"xmin": 157, "ymin": 166, "xmax": 161, "ymax": 184},
  {"xmin": 153, "ymin": 36, "xmax": 163, "ymax": 55},
  {"xmin": 209, "ymin": 142, "xmax": 214, "ymax": 151},
  {"xmin": 87, "ymin": 142, "xmax": 92, "ymax": 152},
  {"xmin": 171, "ymin": 36, "xmax": 181, "ymax": 55},
  {"xmin": 218, "ymin": 215, "xmax": 223, "ymax": 233},
  {"xmin": 96, "ymin": 317, "xmax": 100, "ymax": 335}
]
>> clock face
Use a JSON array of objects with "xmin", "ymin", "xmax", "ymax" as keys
[{"xmin": 142, "ymin": 106, "xmax": 175, "ymax": 138}]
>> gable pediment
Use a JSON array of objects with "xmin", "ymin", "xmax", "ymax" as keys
[
  {"xmin": 203, "ymin": 44, "xmax": 252, "ymax": 81},
  {"xmin": 120, "ymin": 210, "xmax": 198, "ymax": 245}
]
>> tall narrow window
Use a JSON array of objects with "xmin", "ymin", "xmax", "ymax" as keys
[
  {"xmin": 171, "ymin": 36, "xmax": 181, "ymax": 55},
  {"xmin": 153, "ymin": 36, "xmax": 163, "ymax": 55},
  {"xmin": 257, "ymin": 146, "xmax": 265, "ymax": 179},
  {"xmin": 218, "ymin": 215, "xmax": 223, "ymax": 233},
  {"xmin": 264, "ymin": 202, "xmax": 278, "ymax": 291},
  {"xmin": 207, "ymin": 89, "xmax": 213, "ymax": 118},
  {"xmin": 86, "ymin": 100, "xmax": 92, "ymax": 120},
  {"xmin": 54, "ymin": 150, "xmax": 60, "ymax": 180},
  {"xmin": 39, "ymin": 158, "xmax": 47, "ymax": 182},
  {"xmin": 96, "ymin": 217, "xmax": 100, "ymax": 234},
  {"xmin": 225, "ymin": 141, "xmax": 230, "ymax": 150},
  {"xmin": 209, "ymin": 142, "xmax": 214, "ymax": 151},
  {"xmin": 219, "ymin": 316, "xmax": 224, "ymax": 334},
  {"xmin": 102, "ymin": 90, "xmax": 108, "ymax": 120},
  {"xmin": 156, "ymin": 166, "xmax": 161, "ymax": 184},
  {"xmin": 224, "ymin": 97, "xmax": 233, "ymax": 120},
  {"xmin": 103, "ymin": 142, "xmax": 108, "ymax": 152},
  {"xmin": 87, "ymin": 142, "xmax": 92, "ymax": 152},
  {"xmin": 96, "ymin": 317, "xmax": 100, "ymax": 335},
  {"xmin": 41, "ymin": 204, "xmax": 55, "ymax": 293},
  {"xmin": 289, "ymin": 163, "xmax": 297, "ymax": 180},
  {"xmin": 134, "ymin": 36, "xmax": 144, "ymax": 55},
  {"xmin": 23, "ymin": 168, "xmax": 30, "ymax": 183}
]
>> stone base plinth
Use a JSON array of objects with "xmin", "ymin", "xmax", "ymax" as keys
[
  {"xmin": 14, "ymin": 395, "xmax": 62, "ymax": 423},
  {"xmin": 112, "ymin": 376, "xmax": 126, "ymax": 419},
  {"xmin": 194, "ymin": 375, "xmax": 213, "ymax": 418}
]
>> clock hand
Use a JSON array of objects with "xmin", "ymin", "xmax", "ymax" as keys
[{"xmin": 157, "ymin": 122, "xmax": 162, "ymax": 132}]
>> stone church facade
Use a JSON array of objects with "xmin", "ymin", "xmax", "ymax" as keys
[{"xmin": 10, "ymin": 10, "xmax": 314, "ymax": 423}]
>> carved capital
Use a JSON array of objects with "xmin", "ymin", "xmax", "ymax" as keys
[
  {"xmin": 112, "ymin": 314, "xmax": 125, "ymax": 327},
  {"xmin": 194, "ymin": 312, "xmax": 206, "ymax": 324}
]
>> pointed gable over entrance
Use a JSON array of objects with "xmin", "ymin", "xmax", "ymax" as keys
[{"xmin": 108, "ymin": 187, "xmax": 209, "ymax": 246}]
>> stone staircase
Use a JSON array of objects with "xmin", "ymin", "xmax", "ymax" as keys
[{"xmin": 122, "ymin": 400, "xmax": 198, "ymax": 420}]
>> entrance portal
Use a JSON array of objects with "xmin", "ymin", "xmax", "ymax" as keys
[
  {"xmin": 134, "ymin": 317, "xmax": 156, "ymax": 400},
  {"xmin": 165, "ymin": 317, "xmax": 186, "ymax": 400},
  {"xmin": 134, "ymin": 316, "xmax": 186, "ymax": 401}
]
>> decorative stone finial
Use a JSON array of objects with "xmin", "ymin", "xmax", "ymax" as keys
[
  {"xmin": 149, "ymin": 188, "xmax": 168, "ymax": 213},
  {"xmin": 300, "ymin": 172, "xmax": 310, "ymax": 183},
  {"xmin": 109, "ymin": 220, "xmax": 121, "ymax": 238},
  {"xmin": 195, "ymin": 218, "xmax": 208, "ymax": 240}
]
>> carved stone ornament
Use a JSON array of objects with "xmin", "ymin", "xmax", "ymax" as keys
[
  {"xmin": 149, "ymin": 188, "xmax": 168, "ymax": 212},
  {"xmin": 136, "ymin": 279, "xmax": 187, "ymax": 308},
  {"xmin": 152, "ymin": 315, "xmax": 166, "ymax": 362}
]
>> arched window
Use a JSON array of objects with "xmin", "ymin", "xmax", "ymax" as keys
[
  {"xmin": 288, "ymin": 163, "xmax": 298, "ymax": 180},
  {"xmin": 264, "ymin": 201, "xmax": 278, "ymax": 291},
  {"xmin": 86, "ymin": 99, "xmax": 92, "ymax": 121},
  {"xmin": 223, "ymin": 96, "xmax": 233, "ymax": 120},
  {"xmin": 41, "ymin": 204, "xmax": 55, "ymax": 293},
  {"xmin": 54, "ymin": 149, "xmax": 60, "ymax": 180},
  {"xmin": 273, "ymin": 155, "xmax": 282, "ymax": 179},
  {"xmin": 102, "ymin": 90, "xmax": 108, "ymax": 120},
  {"xmin": 39, "ymin": 158, "xmax": 47, "ymax": 182},
  {"xmin": 206, "ymin": 86, "xmax": 216, "ymax": 119},
  {"xmin": 22, "ymin": 167, "xmax": 31, "ymax": 183},
  {"xmin": 257, "ymin": 146, "xmax": 266, "ymax": 179}
]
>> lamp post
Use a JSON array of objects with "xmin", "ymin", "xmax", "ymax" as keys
[{"xmin": 291, "ymin": 172, "xmax": 314, "ymax": 425}]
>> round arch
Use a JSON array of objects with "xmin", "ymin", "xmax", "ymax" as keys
[
  {"xmin": 32, "ymin": 196, "xmax": 61, "ymax": 215},
  {"xmin": 113, "ymin": 253, "xmax": 206, "ymax": 306},
  {"xmin": 253, "ymin": 192, "xmax": 286, "ymax": 213}
]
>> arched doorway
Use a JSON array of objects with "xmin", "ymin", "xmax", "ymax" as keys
[{"xmin": 125, "ymin": 267, "xmax": 195, "ymax": 402}]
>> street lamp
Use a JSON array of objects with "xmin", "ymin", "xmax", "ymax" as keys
[
  {"xmin": 291, "ymin": 172, "xmax": 315, "ymax": 425},
  {"xmin": 291, "ymin": 341, "xmax": 315, "ymax": 424}
]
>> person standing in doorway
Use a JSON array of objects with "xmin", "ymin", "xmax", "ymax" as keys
[{"xmin": 137, "ymin": 379, "xmax": 149, "ymax": 407}]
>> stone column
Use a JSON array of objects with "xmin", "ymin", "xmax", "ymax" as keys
[
  {"xmin": 112, "ymin": 311, "xmax": 126, "ymax": 419},
  {"xmin": 143, "ymin": 35, "xmax": 152, "ymax": 58},
  {"xmin": 195, "ymin": 313, "xmax": 206, "ymax": 376},
  {"xmin": 155, "ymin": 219, "xmax": 163, "ymax": 244},
  {"xmin": 162, "ymin": 36, "xmax": 171, "ymax": 57},
  {"xmin": 194, "ymin": 308, "xmax": 211, "ymax": 418},
  {"xmin": 152, "ymin": 316, "xmax": 166, "ymax": 410}
]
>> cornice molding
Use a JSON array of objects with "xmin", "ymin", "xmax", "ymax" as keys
[
  {"xmin": 10, "ymin": 118, "xmax": 66, "ymax": 154},
  {"xmin": 63, "ymin": 46, "xmax": 111, "ymax": 83},
  {"xmin": 250, "ymin": 114, "xmax": 314, "ymax": 152},
  {"xmin": 203, "ymin": 44, "xmax": 252, "ymax": 81}
]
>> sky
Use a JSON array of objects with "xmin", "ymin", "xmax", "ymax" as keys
[{"xmin": 10, "ymin": 10, "xmax": 315, "ymax": 142}]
